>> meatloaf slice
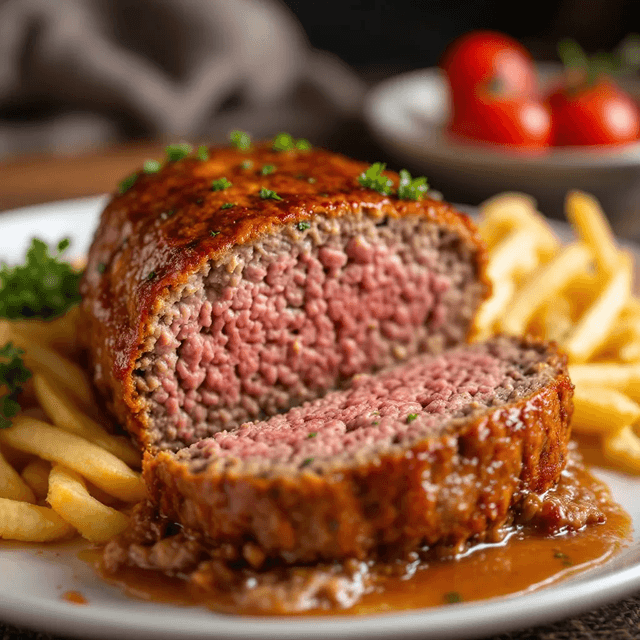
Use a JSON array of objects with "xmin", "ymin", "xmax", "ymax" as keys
[
  {"xmin": 80, "ymin": 142, "xmax": 488, "ymax": 451},
  {"xmin": 145, "ymin": 336, "xmax": 573, "ymax": 564}
]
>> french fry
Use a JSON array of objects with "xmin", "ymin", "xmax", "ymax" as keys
[
  {"xmin": 486, "ymin": 228, "xmax": 541, "ymax": 283},
  {"xmin": 564, "ymin": 252, "xmax": 633, "ymax": 363},
  {"xmin": 535, "ymin": 297, "xmax": 573, "ymax": 342},
  {"xmin": 34, "ymin": 373, "xmax": 141, "ymax": 469},
  {"xmin": 20, "ymin": 459, "xmax": 51, "ymax": 501},
  {"xmin": 569, "ymin": 363, "xmax": 640, "ymax": 402},
  {"xmin": 571, "ymin": 385, "xmax": 640, "ymax": 435},
  {"xmin": 9, "ymin": 306, "xmax": 81, "ymax": 358},
  {"xmin": 604, "ymin": 425, "xmax": 640, "ymax": 474},
  {"xmin": 47, "ymin": 465, "xmax": 129, "ymax": 543},
  {"xmin": 566, "ymin": 190, "xmax": 619, "ymax": 276},
  {"xmin": 473, "ymin": 279, "xmax": 515, "ymax": 341},
  {"xmin": 0, "ymin": 497, "xmax": 74, "ymax": 542},
  {"xmin": 0, "ymin": 416, "xmax": 146, "ymax": 502},
  {"xmin": 500, "ymin": 243, "xmax": 593, "ymax": 336},
  {"xmin": 0, "ymin": 449, "xmax": 36, "ymax": 503}
]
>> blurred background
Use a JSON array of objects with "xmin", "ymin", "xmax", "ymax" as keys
[{"xmin": 2, "ymin": 0, "xmax": 640, "ymax": 232}]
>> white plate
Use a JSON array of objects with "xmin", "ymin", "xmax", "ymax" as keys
[{"xmin": 2, "ymin": 197, "xmax": 640, "ymax": 640}]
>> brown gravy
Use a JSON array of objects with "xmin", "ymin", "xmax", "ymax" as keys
[{"xmin": 91, "ymin": 461, "xmax": 632, "ymax": 615}]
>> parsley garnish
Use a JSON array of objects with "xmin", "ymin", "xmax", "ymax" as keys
[
  {"xmin": 118, "ymin": 173, "xmax": 138, "ymax": 194},
  {"xmin": 97, "ymin": 262, "xmax": 106, "ymax": 274},
  {"xmin": 272, "ymin": 132, "xmax": 311, "ymax": 152},
  {"xmin": 230, "ymin": 130, "xmax": 251, "ymax": 150},
  {"xmin": 407, "ymin": 413, "xmax": 419, "ymax": 423},
  {"xmin": 197, "ymin": 145, "xmax": 209, "ymax": 161},
  {"xmin": 308, "ymin": 177, "xmax": 316, "ymax": 184},
  {"xmin": 444, "ymin": 592, "xmax": 463, "ymax": 604},
  {"xmin": 301, "ymin": 457, "xmax": 314, "ymax": 467},
  {"xmin": 0, "ymin": 343, "xmax": 31, "ymax": 429},
  {"xmin": 261, "ymin": 164, "xmax": 276, "ymax": 175},
  {"xmin": 358, "ymin": 163, "xmax": 393, "ymax": 195},
  {"xmin": 220, "ymin": 203, "xmax": 235, "ymax": 210},
  {"xmin": 259, "ymin": 187, "xmax": 283, "ymax": 201},
  {"xmin": 165, "ymin": 143, "xmax": 193, "ymax": 162},
  {"xmin": 0, "ymin": 238, "xmax": 81, "ymax": 320},
  {"xmin": 307, "ymin": 432, "xmax": 317, "ymax": 439},
  {"xmin": 554, "ymin": 551, "xmax": 573, "ymax": 566},
  {"xmin": 240, "ymin": 160, "xmax": 254, "ymax": 170},
  {"xmin": 297, "ymin": 221, "xmax": 311, "ymax": 231},
  {"xmin": 211, "ymin": 177, "xmax": 232, "ymax": 191},
  {"xmin": 372, "ymin": 421, "xmax": 380, "ymax": 426},
  {"xmin": 397, "ymin": 169, "xmax": 429, "ymax": 200},
  {"xmin": 210, "ymin": 230, "xmax": 221, "ymax": 237},
  {"xmin": 147, "ymin": 271, "xmax": 156, "ymax": 281},
  {"xmin": 143, "ymin": 160, "xmax": 162, "ymax": 174}
]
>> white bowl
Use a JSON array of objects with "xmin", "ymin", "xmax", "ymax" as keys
[{"xmin": 364, "ymin": 66, "xmax": 640, "ymax": 239}]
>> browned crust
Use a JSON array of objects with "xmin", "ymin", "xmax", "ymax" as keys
[
  {"xmin": 80, "ymin": 143, "xmax": 490, "ymax": 450},
  {"xmin": 143, "ymin": 341, "xmax": 573, "ymax": 564}
]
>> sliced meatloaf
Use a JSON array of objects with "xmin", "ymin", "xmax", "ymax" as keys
[
  {"xmin": 145, "ymin": 336, "xmax": 573, "ymax": 564},
  {"xmin": 80, "ymin": 142, "xmax": 488, "ymax": 451}
]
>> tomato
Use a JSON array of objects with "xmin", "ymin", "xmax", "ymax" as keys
[
  {"xmin": 440, "ymin": 30, "xmax": 538, "ymax": 104},
  {"xmin": 448, "ymin": 96, "xmax": 552, "ymax": 150},
  {"xmin": 548, "ymin": 79, "xmax": 640, "ymax": 146}
]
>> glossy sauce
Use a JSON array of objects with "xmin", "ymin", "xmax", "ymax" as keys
[
  {"xmin": 61, "ymin": 590, "xmax": 88, "ymax": 605},
  {"xmin": 88, "ymin": 463, "xmax": 632, "ymax": 615}
]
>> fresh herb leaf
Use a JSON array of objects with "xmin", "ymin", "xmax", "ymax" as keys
[
  {"xmin": 210, "ymin": 230, "xmax": 221, "ymax": 237},
  {"xmin": 261, "ymin": 164, "xmax": 276, "ymax": 175},
  {"xmin": 0, "ymin": 238, "xmax": 81, "ymax": 319},
  {"xmin": 230, "ymin": 130, "xmax": 251, "ymax": 150},
  {"xmin": 272, "ymin": 132, "xmax": 311, "ymax": 152},
  {"xmin": 297, "ymin": 221, "xmax": 311, "ymax": 231},
  {"xmin": 372, "ymin": 421, "xmax": 380, "ymax": 426},
  {"xmin": 118, "ymin": 173, "xmax": 138, "ymax": 194},
  {"xmin": 407, "ymin": 413, "xmax": 419, "ymax": 423},
  {"xmin": 307, "ymin": 432, "xmax": 317, "ymax": 439},
  {"xmin": 143, "ymin": 160, "xmax": 162, "ymax": 174},
  {"xmin": 301, "ymin": 457, "xmax": 314, "ymax": 467},
  {"xmin": 97, "ymin": 262, "xmax": 106, "ymax": 274},
  {"xmin": 358, "ymin": 163, "xmax": 393, "ymax": 195},
  {"xmin": 165, "ymin": 143, "xmax": 193, "ymax": 162},
  {"xmin": 397, "ymin": 169, "xmax": 429, "ymax": 200},
  {"xmin": 444, "ymin": 592, "xmax": 463, "ymax": 604},
  {"xmin": 220, "ymin": 203, "xmax": 235, "ymax": 210},
  {"xmin": 259, "ymin": 187, "xmax": 283, "ymax": 201},
  {"xmin": 147, "ymin": 271, "xmax": 156, "ymax": 281},
  {"xmin": 197, "ymin": 145, "xmax": 209, "ymax": 161},
  {"xmin": 211, "ymin": 177, "xmax": 232, "ymax": 191},
  {"xmin": 0, "ymin": 343, "xmax": 31, "ymax": 429},
  {"xmin": 57, "ymin": 239, "xmax": 70, "ymax": 252},
  {"xmin": 240, "ymin": 160, "xmax": 254, "ymax": 170}
]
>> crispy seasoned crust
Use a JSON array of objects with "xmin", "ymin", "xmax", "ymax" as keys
[
  {"xmin": 144, "ymin": 339, "xmax": 573, "ymax": 564},
  {"xmin": 80, "ymin": 143, "xmax": 489, "ymax": 450}
]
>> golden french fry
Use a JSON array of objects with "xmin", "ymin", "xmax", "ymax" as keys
[
  {"xmin": 0, "ymin": 497, "xmax": 75, "ymax": 541},
  {"xmin": 473, "ymin": 279, "xmax": 515, "ymax": 341},
  {"xmin": 564, "ymin": 252, "xmax": 633, "ymax": 363},
  {"xmin": 622, "ymin": 296, "xmax": 640, "ymax": 321},
  {"xmin": 9, "ymin": 307, "xmax": 81, "ymax": 358},
  {"xmin": 620, "ymin": 341, "xmax": 640, "ymax": 363},
  {"xmin": 569, "ymin": 363, "xmax": 640, "ymax": 402},
  {"xmin": 20, "ymin": 459, "xmax": 51, "ymax": 501},
  {"xmin": 486, "ymin": 228, "xmax": 541, "ymax": 283},
  {"xmin": 34, "ymin": 374, "xmax": 141, "ymax": 469},
  {"xmin": 0, "ymin": 416, "xmax": 146, "ymax": 502},
  {"xmin": 571, "ymin": 385, "xmax": 640, "ymax": 435},
  {"xmin": 0, "ymin": 449, "xmax": 35, "ymax": 503},
  {"xmin": 566, "ymin": 190, "xmax": 619, "ymax": 276},
  {"xmin": 501, "ymin": 243, "xmax": 594, "ymax": 336},
  {"xmin": 535, "ymin": 297, "xmax": 574, "ymax": 342},
  {"xmin": 604, "ymin": 425, "xmax": 640, "ymax": 474},
  {"xmin": 47, "ymin": 465, "xmax": 129, "ymax": 543}
]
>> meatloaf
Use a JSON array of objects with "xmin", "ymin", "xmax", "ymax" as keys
[
  {"xmin": 145, "ymin": 336, "xmax": 573, "ymax": 564},
  {"xmin": 80, "ymin": 142, "xmax": 488, "ymax": 451}
]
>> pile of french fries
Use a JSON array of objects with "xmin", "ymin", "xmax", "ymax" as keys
[
  {"xmin": 0, "ymin": 308, "xmax": 144, "ymax": 543},
  {"xmin": 476, "ymin": 190, "xmax": 640, "ymax": 474}
]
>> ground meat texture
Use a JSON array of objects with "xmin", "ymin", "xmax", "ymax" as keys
[
  {"xmin": 80, "ymin": 143, "xmax": 487, "ymax": 451},
  {"xmin": 145, "ymin": 336, "xmax": 574, "ymax": 564}
]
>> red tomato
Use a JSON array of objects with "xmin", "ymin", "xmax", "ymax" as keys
[
  {"xmin": 448, "ymin": 96, "xmax": 552, "ymax": 150},
  {"xmin": 548, "ymin": 79, "xmax": 640, "ymax": 146},
  {"xmin": 440, "ymin": 30, "xmax": 538, "ymax": 104}
]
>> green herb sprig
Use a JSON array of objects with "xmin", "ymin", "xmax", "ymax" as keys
[
  {"xmin": 211, "ymin": 177, "xmax": 232, "ymax": 191},
  {"xmin": 0, "ymin": 239, "xmax": 81, "ymax": 320},
  {"xmin": 0, "ymin": 343, "xmax": 32, "ymax": 429},
  {"xmin": 357, "ymin": 163, "xmax": 394, "ymax": 195},
  {"xmin": 259, "ymin": 187, "xmax": 283, "ymax": 201},
  {"xmin": 272, "ymin": 132, "xmax": 311, "ymax": 152},
  {"xmin": 358, "ymin": 163, "xmax": 429, "ymax": 200},
  {"xmin": 398, "ymin": 169, "xmax": 429, "ymax": 200},
  {"xmin": 230, "ymin": 130, "xmax": 252, "ymax": 150}
]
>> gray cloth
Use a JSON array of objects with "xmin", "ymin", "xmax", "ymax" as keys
[{"xmin": 0, "ymin": 0, "xmax": 366, "ymax": 156}]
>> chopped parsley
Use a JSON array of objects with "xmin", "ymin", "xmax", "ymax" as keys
[
  {"xmin": 118, "ymin": 173, "xmax": 138, "ymax": 194},
  {"xmin": 444, "ymin": 592, "xmax": 463, "ymax": 604},
  {"xmin": 147, "ymin": 271, "xmax": 157, "ymax": 281},
  {"xmin": 308, "ymin": 177, "xmax": 316, "ymax": 184},
  {"xmin": 97, "ymin": 262, "xmax": 106, "ymax": 274},
  {"xmin": 160, "ymin": 210, "xmax": 175, "ymax": 220},
  {"xmin": 240, "ymin": 160, "xmax": 254, "ymax": 170},
  {"xmin": 407, "ymin": 413, "xmax": 419, "ymax": 423},
  {"xmin": 272, "ymin": 132, "xmax": 311, "ymax": 152},
  {"xmin": 210, "ymin": 230, "xmax": 221, "ymax": 237},
  {"xmin": 301, "ymin": 457, "xmax": 314, "ymax": 467},
  {"xmin": 143, "ymin": 159, "xmax": 162, "ymax": 174},
  {"xmin": 211, "ymin": 177, "xmax": 232, "ymax": 191},
  {"xmin": 197, "ymin": 145, "xmax": 209, "ymax": 161},
  {"xmin": 260, "ymin": 164, "xmax": 276, "ymax": 175},
  {"xmin": 0, "ymin": 238, "xmax": 81, "ymax": 319},
  {"xmin": 554, "ymin": 551, "xmax": 573, "ymax": 566},
  {"xmin": 358, "ymin": 163, "xmax": 393, "ymax": 195},
  {"xmin": 259, "ymin": 187, "xmax": 283, "ymax": 201},
  {"xmin": 220, "ymin": 203, "xmax": 235, "ymax": 210},
  {"xmin": 372, "ymin": 421, "xmax": 380, "ymax": 426},
  {"xmin": 397, "ymin": 169, "xmax": 429, "ymax": 200},
  {"xmin": 297, "ymin": 221, "xmax": 311, "ymax": 231},
  {"xmin": 0, "ymin": 343, "xmax": 31, "ymax": 429},
  {"xmin": 165, "ymin": 143, "xmax": 193, "ymax": 162},
  {"xmin": 307, "ymin": 432, "xmax": 317, "ymax": 439},
  {"xmin": 230, "ymin": 130, "xmax": 251, "ymax": 150}
]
